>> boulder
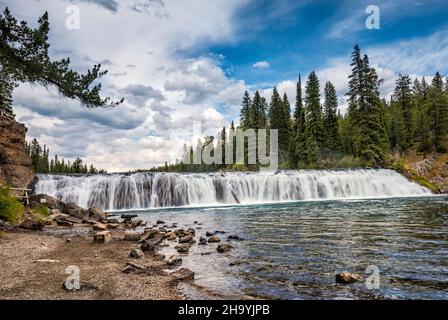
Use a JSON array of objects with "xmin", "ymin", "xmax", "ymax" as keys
[
  {"xmin": 107, "ymin": 218, "xmax": 120, "ymax": 224},
  {"xmin": 29, "ymin": 194, "xmax": 62, "ymax": 210},
  {"xmin": 170, "ymin": 268, "xmax": 194, "ymax": 281},
  {"xmin": 140, "ymin": 241, "xmax": 155, "ymax": 252},
  {"xmin": 217, "ymin": 243, "xmax": 232, "ymax": 253},
  {"xmin": 207, "ymin": 236, "xmax": 221, "ymax": 243},
  {"xmin": 178, "ymin": 235, "xmax": 193, "ymax": 243},
  {"xmin": 166, "ymin": 255, "xmax": 182, "ymax": 266},
  {"xmin": 63, "ymin": 202, "xmax": 87, "ymax": 219},
  {"xmin": 88, "ymin": 207, "xmax": 106, "ymax": 221},
  {"xmin": 198, "ymin": 236, "xmax": 207, "ymax": 245},
  {"xmin": 227, "ymin": 235, "xmax": 244, "ymax": 241},
  {"xmin": 93, "ymin": 231, "xmax": 111, "ymax": 244},
  {"xmin": 129, "ymin": 248, "xmax": 145, "ymax": 259},
  {"xmin": 131, "ymin": 219, "xmax": 144, "ymax": 228},
  {"xmin": 20, "ymin": 218, "xmax": 45, "ymax": 231},
  {"xmin": 335, "ymin": 272, "xmax": 363, "ymax": 284},
  {"xmin": 56, "ymin": 220, "xmax": 74, "ymax": 227},
  {"xmin": 107, "ymin": 223, "xmax": 119, "ymax": 229},
  {"xmin": 175, "ymin": 243, "xmax": 191, "ymax": 253},
  {"xmin": 124, "ymin": 230, "xmax": 142, "ymax": 241},
  {"xmin": 92, "ymin": 222, "xmax": 107, "ymax": 231},
  {"xmin": 205, "ymin": 231, "xmax": 214, "ymax": 237},
  {"xmin": 163, "ymin": 231, "xmax": 177, "ymax": 240},
  {"xmin": 121, "ymin": 214, "xmax": 138, "ymax": 219},
  {"xmin": 140, "ymin": 229, "xmax": 163, "ymax": 242}
]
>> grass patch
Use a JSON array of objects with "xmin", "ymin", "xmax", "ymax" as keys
[
  {"xmin": 0, "ymin": 187, "xmax": 24, "ymax": 223},
  {"xmin": 34, "ymin": 205, "xmax": 51, "ymax": 217}
]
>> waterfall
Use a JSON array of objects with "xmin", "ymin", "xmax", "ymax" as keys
[{"xmin": 35, "ymin": 169, "xmax": 432, "ymax": 211}]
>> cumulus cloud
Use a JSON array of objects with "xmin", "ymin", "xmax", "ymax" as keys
[
  {"xmin": 5, "ymin": 0, "xmax": 249, "ymax": 171},
  {"xmin": 252, "ymin": 61, "xmax": 270, "ymax": 69}
]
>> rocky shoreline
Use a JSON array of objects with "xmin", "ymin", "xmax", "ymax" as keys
[{"xmin": 0, "ymin": 194, "xmax": 243, "ymax": 300}]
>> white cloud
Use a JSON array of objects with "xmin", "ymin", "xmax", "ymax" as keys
[
  {"xmin": 252, "ymin": 61, "xmax": 270, "ymax": 69},
  {"xmin": 5, "ymin": 0, "xmax": 250, "ymax": 171}
]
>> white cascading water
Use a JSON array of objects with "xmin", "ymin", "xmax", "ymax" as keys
[{"xmin": 35, "ymin": 169, "xmax": 432, "ymax": 211}]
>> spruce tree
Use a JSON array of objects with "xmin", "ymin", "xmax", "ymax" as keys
[
  {"xmin": 391, "ymin": 75, "xmax": 414, "ymax": 150},
  {"xmin": 269, "ymin": 87, "xmax": 289, "ymax": 163},
  {"xmin": 323, "ymin": 81, "xmax": 339, "ymax": 152},
  {"xmin": 304, "ymin": 71, "xmax": 324, "ymax": 164},
  {"xmin": 346, "ymin": 45, "xmax": 389, "ymax": 165},
  {"xmin": 240, "ymin": 91, "xmax": 252, "ymax": 129}
]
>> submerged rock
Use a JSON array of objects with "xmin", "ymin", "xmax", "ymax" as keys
[
  {"xmin": 198, "ymin": 236, "xmax": 207, "ymax": 245},
  {"xmin": 178, "ymin": 235, "xmax": 194, "ymax": 243},
  {"xmin": 175, "ymin": 243, "xmax": 191, "ymax": 253},
  {"xmin": 170, "ymin": 268, "xmax": 194, "ymax": 281},
  {"xmin": 227, "ymin": 235, "xmax": 244, "ymax": 241},
  {"xmin": 166, "ymin": 255, "xmax": 182, "ymax": 266},
  {"xmin": 207, "ymin": 236, "xmax": 221, "ymax": 243},
  {"xmin": 335, "ymin": 272, "xmax": 363, "ymax": 284},
  {"xmin": 217, "ymin": 243, "xmax": 232, "ymax": 253}
]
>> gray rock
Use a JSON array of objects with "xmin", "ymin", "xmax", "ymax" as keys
[
  {"xmin": 170, "ymin": 268, "xmax": 194, "ymax": 281},
  {"xmin": 217, "ymin": 243, "xmax": 232, "ymax": 253},
  {"xmin": 140, "ymin": 241, "xmax": 155, "ymax": 252},
  {"xmin": 335, "ymin": 272, "xmax": 363, "ymax": 284},
  {"xmin": 175, "ymin": 243, "xmax": 191, "ymax": 253},
  {"xmin": 179, "ymin": 235, "xmax": 193, "ymax": 243},
  {"xmin": 20, "ymin": 218, "xmax": 45, "ymax": 231},
  {"xmin": 166, "ymin": 255, "xmax": 182, "ymax": 266},
  {"xmin": 130, "ymin": 248, "xmax": 145, "ymax": 259},
  {"xmin": 88, "ymin": 207, "xmax": 106, "ymax": 221},
  {"xmin": 207, "ymin": 236, "xmax": 221, "ymax": 243}
]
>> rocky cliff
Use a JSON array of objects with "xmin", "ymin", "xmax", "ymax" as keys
[
  {"xmin": 401, "ymin": 151, "xmax": 448, "ymax": 194},
  {"xmin": 0, "ymin": 114, "xmax": 34, "ymax": 188}
]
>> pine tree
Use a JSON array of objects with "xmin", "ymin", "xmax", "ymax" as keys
[
  {"xmin": 0, "ymin": 7, "xmax": 122, "ymax": 119},
  {"xmin": 240, "ymin": 91, "xmax": 252, "ymax": 129},
  {"xmin": 0, "ymin": 64, "xmax": 16, "ymax": 117},
  {"xmin": 269, "ymin": 87, "xmax": 289, "ymax": 163},
  {"xmin": 323, "ymin": 81, "xmax": 339, "ymax": 152},
  {"xmin": 346, "ymin": 45, "xmax": 389, "ymax": 165},
  {"xmin": 304, "ymin": 71, "xmax": 324, "ymax": 164},
  {"xmin": 426, "ymin": 72, "xmax": 448, "ymax": 152},
  {"xmin": 392, "ymin": 75, "xmax": 414, "ymax": 150}
]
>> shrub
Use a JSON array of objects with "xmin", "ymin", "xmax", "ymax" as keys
[
  {"xmin": 34, "ymin": 205, "xmax": 50, "ymax": 217},
  {"xmin": 0, "ymin": 187, "xmax": 24, "ymax": 223}
]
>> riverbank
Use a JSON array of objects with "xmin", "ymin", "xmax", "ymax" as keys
[{"xmin": 0, "ymin": 225, "xmax": 183, "ymax": 300}]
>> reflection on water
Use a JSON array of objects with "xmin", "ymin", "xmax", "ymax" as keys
[{"xmin": 131, "ymin": 196, "xmax": 448, "ymax": 300}]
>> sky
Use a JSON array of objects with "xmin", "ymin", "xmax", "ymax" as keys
[{"xmin": 2, "ymin": 0, "xmax": 448, "ymax": 172}]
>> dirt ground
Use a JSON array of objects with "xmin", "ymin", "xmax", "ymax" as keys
[{"xmin": 0, "ymin": 227, "xmax": 183, "ymax": 300}]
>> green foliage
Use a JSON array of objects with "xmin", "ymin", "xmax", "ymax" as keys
[
  {"xmin": 0, "ymin": 187, "xmax": 24, "ymax": 223},
  {"xmin": 304, "ymin": 71, "xmax": 324, "ymax": 164},
  {"xmin": 34, "ymin": 205, "xmax": 50, "ymax": 217},
  {"xmin": 0, "ymin": 7, "xmax": 122, "ymax": 118},
  {"xmin": 152, "ymin": 44, "xmax": 448, "ymax": 175},
  {"xmin": 26, "ymin": 138, "xmax": 106, "ymax": 174}
]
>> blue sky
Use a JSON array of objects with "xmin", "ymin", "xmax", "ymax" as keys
[
  {"xmin": 3, "ymin": 0, "xmax": 448, "ymax": 171},
  {"xmin": 185, "ymin": 0, "xmax": 448, "ymax": 86}
]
